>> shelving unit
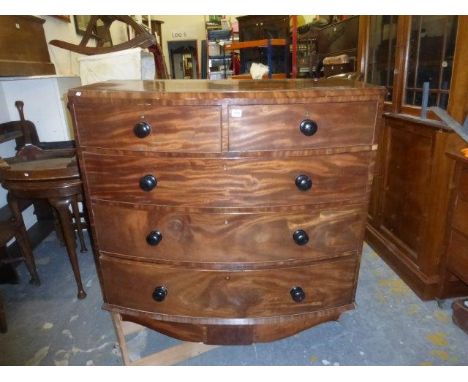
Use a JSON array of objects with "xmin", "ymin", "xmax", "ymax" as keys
[
  {"xmin": 205, "ymin": 19, "xmax": 233, "ymax": 80},
  {"xmin": 225, "ymin": 38, "xmax": 288, "ymax": 79}
]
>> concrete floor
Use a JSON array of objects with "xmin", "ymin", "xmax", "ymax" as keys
[{"xmin": 0, "ymin": 232, "xmax": 467, "ymax": 366}]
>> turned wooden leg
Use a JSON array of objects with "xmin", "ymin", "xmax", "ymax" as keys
[
  {"xmin": 0, "ymin": 292, "xmax": 7, "ymax": 333},
  {"xmin": 49, "ymin": 197, "xmax": 86, "ymax": 300},
  {"xmin": 7, "ymin": 193, "xmax": 40, "ymax": 286},
  {"xmin": 52, "ymin": 208, "xmax": 65, "ymax": 246},
  {"xmin": 71, "ymin": 196, "xmax": 87, "ymax": 253}
]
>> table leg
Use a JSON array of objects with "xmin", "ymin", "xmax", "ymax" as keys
[{"xmin": 49, "ymin": 197, "xmax": 86, "ymax": 300}]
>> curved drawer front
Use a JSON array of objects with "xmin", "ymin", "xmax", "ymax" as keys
[
  {"xmin": 82, "ymin": 151, "xmax": 372, "ymax": 207},
  {"xmin": 93, "ymin": 202, "xmax": 365, "ymax": 264},
  {"xmin": 74, "ymin": 104, "xmax": 221, "ymax": 152},
  {"xmin": 228, "ymin": 101, "xmax": 377, "ymax": 151},
  {"xmin": 100, "ymin": 255, "xmax": 357, "ymax": 318}
]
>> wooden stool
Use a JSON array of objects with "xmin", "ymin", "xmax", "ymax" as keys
[
  {"xmin": 0, "ymin": 149, "xmax": 88, "ymax": 299},
  {"xmin": 111, "ymin": 312, "xmax": 218, "ymax": 365}
]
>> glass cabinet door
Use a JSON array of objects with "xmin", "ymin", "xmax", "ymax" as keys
[
  {"xmin": 366, "ymin": 15, "xmax": 398, "ymax": 102},
  {"xmin": 405, "ymin": 16, "xmax": 458, "ymax": 109}
]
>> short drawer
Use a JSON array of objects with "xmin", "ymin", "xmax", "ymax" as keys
[
  {"xmin": 100, "ymin": 255, "xmax": 357, "ymax": 318},
  {"xmin": 228, "ymin": 101, "xmax": 377, "ymax": 151},
  {"xmin": 93, "ymin": 202, "xmax": 365, "ymax": 264},
  {"xmin": 446, "ymin": 230, "xmax": 468, "ymax": 284},
  {"xmin": 82, "ymin": 151, "xmax": 372, "ymax": 207},
  {"xmin": 74, "ymin": 103, "xmax": 221, "ymax": 152}
]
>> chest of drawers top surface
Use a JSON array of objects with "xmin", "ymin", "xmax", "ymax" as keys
[{"xmin": 69, "ymin": 78, "xmax": 383, "ymax": 99}]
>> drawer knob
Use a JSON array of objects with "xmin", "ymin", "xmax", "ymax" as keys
[
  {"xmin": 146, "ymin": 230, "xmax": 162, "ymax": 246},
  {"xmin": 139, "ymin": 175, "xmax": 157, "ymax": 191},
  {"xmin": 299, "ymin": 119, "xmax": 318, "ymax": 136},
  {"xmin": 134, "ymin": 121, "xmax": 152, "ymax": 138},
  {"xmin": 290, "ymin": 286, "xmax": 306, "ymax": 303},
  {"xmin": 152, "ymin": 286, "xmax": 167, "ymax": 302},
  {"xmin": 295, "ymin": 174, "xmax": 312, "ymax": 191},
  {"xmin": 293, "ymin": 229, "xmax": 309, "ymax": 245}
]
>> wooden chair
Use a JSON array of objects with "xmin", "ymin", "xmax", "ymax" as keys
[
  {"xmin": 0, "ymin": 101, "xmax": 89, "ymax": 300},
  {"xmin": 0, "ymin": 193, "xmax": 40, "ymax": 333}
]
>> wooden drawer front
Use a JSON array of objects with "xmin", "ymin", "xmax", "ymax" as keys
[
  {"xmin": 74, "ymin": 104, "xmax": 221, "ymax": 152},
  {"xmin": 228, "ymin": 102, "xmax": 377, "ymax": 151},
  {"xmin": 452, "ymin": 196, "xmax": 468, "ymax": 236},
  {"xmin": 83, "ymin": 151, "xmax": 372, "ymax": 207},
  {"xmin": 93, "ymin": 203, "xmax": 365, "ymax": 263},
  {"xmin": 447, "ymin": 230, "xmax": 468, "ymax": 284},
  {"xmin": 100, "ymin": 255, "xmax": 357, "ymax": 318}
]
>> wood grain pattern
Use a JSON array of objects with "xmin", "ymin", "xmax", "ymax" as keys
[
  {"xmin": 74, "ymin": 104, "xmax": 221, "ymax": 152},
  {"xmin": 117, "ymin": 306, "xmax": 349, "ymax": 344},
  {"xmin": 438, "ymin": 152, "xmax": 468, "ymax": 296},
  {"xmin": 69, "ymin": 79, "xmax": 383, "ymax": 345},
  {"xmin": 452, "ymin": 196, "xmax": 468, "ymax": 236},
  {"xmin": 228, "ymin": 102, "xmax": 377, "ymax": 151},
  {"xmin": 366, "ymin": 114, "xmax": 468, "ymax": 300},
  {"xmin": 380, "ymin": 119, "xmax": 434, "ymax": 259},
  {"xmin": 0, "ymin": 16, "xmax": 55, "ymax": 76},
  {"xmin": 100, "ymin": 254, "xmax": 357, "ymax": 319},
  {"xmin": 68, "ymin": 78, "xmax": 385, "ymax": 104},
  {"xmin": 93, "ymin": 202, "xmax": 365, "ymax": 265},
  {"xmin": 82, "ymin": 151, "xmax": 372, "ymax": 207}
]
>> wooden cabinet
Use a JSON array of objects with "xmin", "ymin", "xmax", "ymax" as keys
[
  {"xmin": 366, "ymin": 113, "xmax": 468, "ymax": 300},
  {"xmin": 0, "ymin": 16, "xmax": 55, "ymax": 76},
  {"xmin": 69, "ymin": 78, "xmax": 384, "ymax": 345},
  {"xmin": 438, "ymin": 152, "xmax": 468, "ymax": 295}
]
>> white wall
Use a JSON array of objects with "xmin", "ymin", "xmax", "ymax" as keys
[{"xmin": 153, "ymin": 15, "xmax": 207, "ymax": 78}]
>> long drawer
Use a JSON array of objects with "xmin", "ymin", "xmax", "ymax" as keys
[
  {"xmin": 228, "ymin": 101, "xmax": 377, "ymax": 151},
  {"xmin": 82, "ymin": 151, "xmax": 372, "ymax": 207},
  {"xmin": 93, "ymin": 202, "xmax": 366, "ymax": 264},
  {"xmin": 74, "ymin": 104, "xmax": 222, "ymax": 152},
  {"xmin": 100, "ymin": 254, "xmax": 357, "ymax": 318}
]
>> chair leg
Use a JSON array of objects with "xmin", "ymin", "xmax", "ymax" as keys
[
  {"xmin": 0, "ymin": 292, "xmax": 7, "ymax": 333},
  {"xmin": 15, "ymin": 228, "xmax": 40, "ymax": 286},
  {"xmin": 7, "ymin": 193, "xmax": 40, "ymax": 285}
]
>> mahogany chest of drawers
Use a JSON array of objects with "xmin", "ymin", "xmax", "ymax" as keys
[{"xmin": 69, "ymin": 79, "xmax": 384, "ymax": 345}]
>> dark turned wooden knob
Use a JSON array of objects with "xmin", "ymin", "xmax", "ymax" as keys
[
  {"xmin": 146, "ymin": 230, "xmax": 162, "ymax": 246},
  {"xmin": 134, "ymin": 121, "xmax": 152, "ymax": 138},
  {"xmin": 293, "ymin": 229, "xmax": 309, "ymax": 246},
  {"xmin": 152, "ymin": 286, "xmax": 167, "ymax": 302},
  {"xmin": 295, "ymin": 174, "xmax": 312, "ymax": 191},
  {"xmin": 139, "ymin": 175, "xmax": 157, "ymax": 191},
  {"xmin": 290, "ymin": 286, "xmax": 306, "ymax": 303},
  {"xmin": 299, "ymin": 119, "xmax": 318, "ymax": 136}
]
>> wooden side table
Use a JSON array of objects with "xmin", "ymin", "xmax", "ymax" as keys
[{"xmin": 0, "ymin": 149, "xmax": 88, "ymax": 299}]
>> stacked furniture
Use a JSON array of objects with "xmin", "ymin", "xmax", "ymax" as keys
[{"xmin": 69, "ymin": 78, "xmax": 384, "ymax": 346}]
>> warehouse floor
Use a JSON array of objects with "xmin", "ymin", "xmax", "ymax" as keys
[{"xmin": 0, "ymin": 232, "xmax": 467, "ymax": 366}]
